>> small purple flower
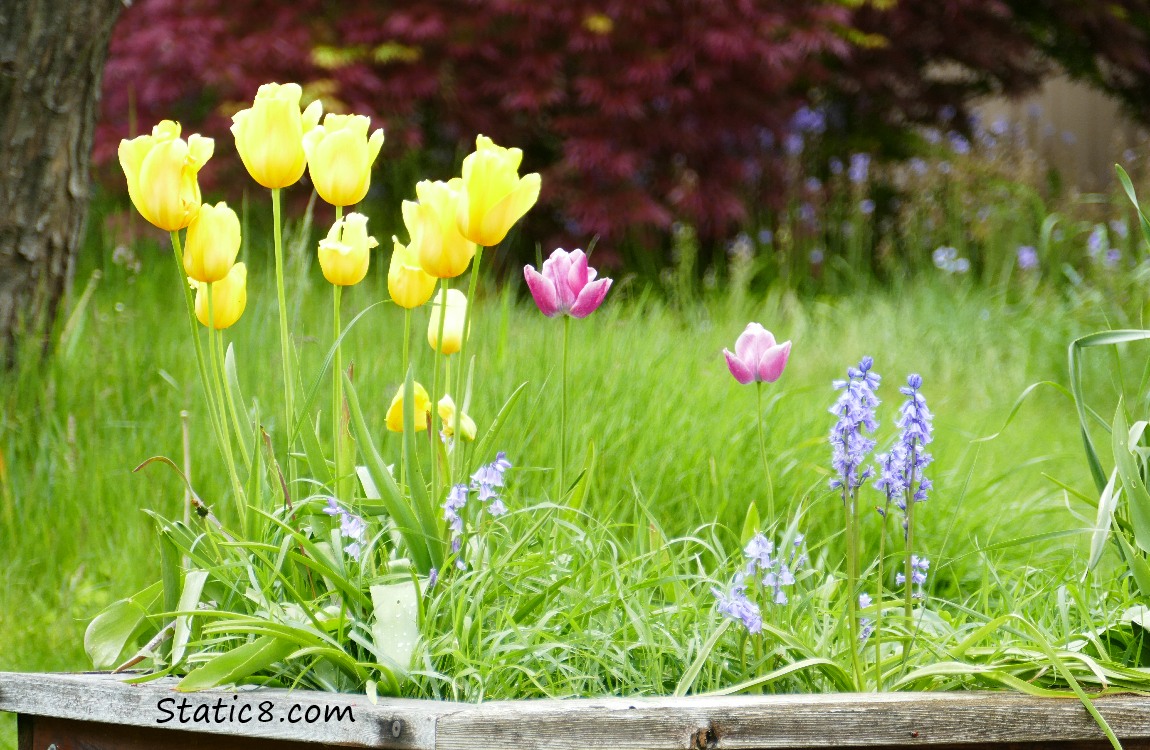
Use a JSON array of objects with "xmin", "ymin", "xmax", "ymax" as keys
[
  {"xmin": 343, "ymin": 542, "xmax": 362, "ymax": 561},
  {"xmin": 1105, "ymin": 249, "xmax": 1122, "ymax": 268},
  {"xmin": 805, "ymin": 176, "xmax": 823, "ymax": 192},
  {"xmin": 784, "ymin": 133, "xmax": 804, "ymax": 156},
  {"xmin": 809, "ymin": 247, "xmax": 825, "ymax": 265},
  {"xmin": 829, "ymin": 357, "xmax": 881, "ymax": 493},
  {"xmin": 791, "ymin": 106, "xmax": 826, "ymax": 135},
  {"xmin": 1017, "ymin": 246, "xmax": 1038, "ymax": 271},
  {"xmin": 829, "ymin": 157, "xmax": 843, "ymax": 175},
  {"xmin": 909, "ymin": 158, "xmax": 928, "ymax": 176},
  {"xmin": 713, "ymin": 573, "xmax": 762, "ymax": 634},
  {"xmin": 1061, "ymin": 130, "xmax": 1077, "ymax": 146},
  {"xmin": 798, "ymin": 202, "xmax": 817, "ymax": 227},
  {"xmin": 1110, "ymin": 219, "xmax": 1129, "ymax": 240},
  {"xmin": 848, "ymin": 153, "xmax": 870, "ymax": 184},
  {"xmin": 896, "ymin": 556, "xmax": 930, "ymax": 598},
  {"xmin": 757, "ymin": 228, "xmax": 774, "ymax": 245},
  {"xmin": 1087, "ymin": 224, "xmax": 1108, "ymax": 259},
  {"xmin": 428, "ymin": 568, "xmax": 439, "ymax": 589},
  {"xmin": 947, "ymin": 132, "xmax": 970, "ymax": 155},
  {"xmin": 323, "ymin": 497, "xmax": 340, "ymax": 516},
  {"xmin": 443, "ymin": 483, "xmax": 469, "ymax": 533},
  {"xmin": 340, "ymin": 512, "xmax": 366, "ymax": 541},
  {"xmin": 859, "ymin": 199, "xmax": 875, "ymax": 215}
]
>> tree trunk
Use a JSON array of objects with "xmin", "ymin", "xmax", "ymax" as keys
[{"xmin": 0, "ymin": 0, "xmax": 122, "ymax": 364}]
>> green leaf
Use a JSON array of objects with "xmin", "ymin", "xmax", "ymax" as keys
[
  {"xmin": 224, "ymin": 343, "xmax": 253, "ymax": 471},
  {"xmin": 171, "ymin": 570, "xmax": 209, "ymax": 666},
  {"xmin": 741, "ymin": 502, "xmax": 760, "ymax": 545},
  {"xmin": 343, "ymin": 373, "xmax": 433, "ymax": 573},
  {"xmin": 370, "ymin": 580, "xmax": 421, "ymax": 678},
  {"xmin": 1069, "ymin": 330, "xmax": 1150, "ymax": 492},
  {"xmin": 1117, "ymin": 534, "xmax": 1150, "ymax": 598},
  {"xmin": 1089, "ymin": 470, "xmax": 1121, "ymax": 572},
  {"xmin": 177, "ymin": 635, "xmax": 295, "ymax": 691},
  {"xmin": 84, "ymin": 582, "xmax": 163, "ymax": 669},
  {"xmin": 301, "ymin": 413, "xmax": 333, "ymax": 487},
  {"xmin": 567, "ymin": 441, "xmax": 596, "ymax": 513},
  {"xmin": 1111, "ymin": 402, "xmax": 1150, "ymax": 553},
  {"xmin": 1115, "ymin": 164, "xmax": 1150, "ymax": 249},
  {"xmin": 472, "ymin": 381, "xmax": 528, "ymax": 473}
]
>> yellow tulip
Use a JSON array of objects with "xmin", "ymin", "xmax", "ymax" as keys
[
  {"xmin": 427, "ymin": 288, "xmax": 468, "ymax": 355},
  {"xmin": 386, "ymin": 381, "xmax": 432, "ymax": 432},
  {"xmin": 302, "ymin": 114, "xmax": 384, "ymax": 207},
  {"xmin": 388, "ymin": 237, "xmax": 437, "ymax": 309},
  {"xmin": 457, "ymin": 134, "xmax": 541, "ymax": 247},
  {"xmin": 231, "ymin": 82, "xmax": 323, "ymax": 189},
  {"xmin": 438, "ymin": 395, "xmax": 476, "ymax": 441},
  {"xmin": 194, "ymin": 262, "xmax": 247, "ymax": 330},
  {"xmin": 183, "ymin": 202, "xmax": 240, "ymax": 283},
  {"xmin": 318, "ymin": 213, "xmax": 377, "ymax": 286},
  {"xmin": 404, "ymin": 179, "xmax": 476, "ymax": 278},
  {"xmin": 118, "ymin": 120, "xmax": 214, "ymax": 231}
]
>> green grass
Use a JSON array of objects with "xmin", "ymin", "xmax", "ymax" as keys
[{"xmin": 2, "ymin": 234, "xmax": 1149, "ymax": 745}]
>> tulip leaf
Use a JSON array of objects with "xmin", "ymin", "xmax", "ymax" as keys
[
  {"xmin": 1111, "ymin": 402, "xmax": 1150, "ymax": 554},
  {"xmin": 171, "ymin": 570, "xmax": 209, "ymax": 667},
  {"xmin": 567, "ymin": 440, "xmax": 596, "ymax": 513},
  {"xmin": 224, "ymin": 343, "xmax": 254, "ymax": 471},
  {"xmin": 301, "ymin": 412, "xmax": 333, "ymax": 487},
  {"xmin": 1069, "ymin": 330, "xmax": 1150, "ymax": 493},
  {"xmin": 84, "ymin": 582, "xmax": 163, "ymax": 669},
  {"xmin": 177, "ymin": 635, "xmax": 295, "ymax": 691},
  {"xmin": 343, "ymin": 371, "xmax": 433, "ymax": 573},
  {"xmin": 370, "ymin": 580, "xmax": 421, "ymax": 677},
  {"xmin": 1115, "ymin": 165, "xmax": 1150, "ymax": 249},
  {"xmin": 1089, "ymin": 469, "xmax": 1121, "ymax": 572}
]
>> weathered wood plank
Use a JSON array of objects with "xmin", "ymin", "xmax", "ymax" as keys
[
  {"xmin": 4, "ymin": 672, "xmax": 1150, "ymax": 749},
  {"xmin": 0, "ymin": 672, "xmax": 439, "ymax": 748},
  {"xmin": 28, "ymin": 716, "xmax": 349, "ymax": 750}
]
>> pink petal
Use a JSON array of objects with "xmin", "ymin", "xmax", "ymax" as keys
[
  {"xmin": 545, "ymin": 249, "xmax": 576, "ymax": 312},
  {"xmin": 757, "ymin": 341, "xmax": 791, "ymax": 383},
  {"xmin": 734, "ymin": 323, "xmax": 775, "ymax": 369},
  {"xmin": 569, "ymin": 277, "xmax": 612, "ymax": 318},
  {"xmin": 723, "ymin": 349, "xmax": 755, "ymax": 385},
  {"xmin": 567, "ymin": 249, "xmax": 589, "ymax": 292},
  {"xmin": 524, "ymin": 265, "xmax": 561, "ymax": 317}
]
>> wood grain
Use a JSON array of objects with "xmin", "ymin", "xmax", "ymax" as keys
[{"xmin": 4, "ymin": 672, "xmax": 1150, "ymax": 749}]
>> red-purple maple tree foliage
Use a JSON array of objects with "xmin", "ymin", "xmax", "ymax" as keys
[{"xmin": 98, "ymin": 0, "xmax": 1150, "ymax": 252}]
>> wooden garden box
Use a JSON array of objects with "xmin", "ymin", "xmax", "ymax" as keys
[{"xmin": 3, "ymin": 672, "xmax": 1150, "ymax": 749}]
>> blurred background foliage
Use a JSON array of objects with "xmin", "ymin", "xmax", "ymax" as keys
[{"xmin": 94, "ymin": 0, "xmax": 1150, "ymax": 274}]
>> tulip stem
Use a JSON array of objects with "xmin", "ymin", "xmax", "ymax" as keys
[
  {"xmin": 559, "ymin": 314, "xmax": 570, "ymax": 500},
  {"xmin": 332, "ymin": 284, "xmax": 343, "ymax": 501},
  {"xmin": 755, "ymin": 382, "xmax": 775, "ymax": 521},
  {"xmin": 205, "ymin": 281, "xmax": 247, "ymax": 528},
  {"xmin": 431, "ymin": 280, "xmax": 451, "ymax": 499},
  {"xmin": 453, "ymin": 245, "xmax": 483, "ymax": 484},
  {"xmin": 400, "ymin": 307, "xmax": 412, "ymax": 487},
  {"xmin": 168, "ymin": 232, "xmax": 229, "ymax": 491},
  {"xmin": 271, "ymin": 189, "xmax": 295, "ymax": 463}
]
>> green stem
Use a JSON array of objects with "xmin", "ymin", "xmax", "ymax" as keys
[
  {"xmin": 400, "ymin": 307, "xmax": 412, "ymax": 488},
  {"xmin": 205, "ymin": 282, "xmax": 246, "ymax": 527},
  {"xmin": 271, "ymin": 189, "xmax": 294, "ymax": 458},
  {"xmin": 844, "ymin": 488, "xmax": 863, "ymax": 690},
  {"xmin": 875, "ymin": 508, "xmax": 889, "ymax": 691},
  {"xmin": 168, "ymin": 232, "xmax": 228, "ymax": 477},
  {"xmin": 332, "ymin": 284, "xmax": 343, "ymax": 501},
  {"xmin": 559, "ymin": 314, "xmax": 570, "ymax": 499},
  {"xmin": 755, "ymin": 383, "xmax": 775, "ymax": 521},
  {"xmin": 453, "ymin": 246, "xmax": 483, "ymax": 482},
  {"xmin": 903, "ymin": 470, "xmax": 917, "ymax": 650},
  {"xmin": 431, "ymin": 280, "xmax": 450, "ymax": 499}
]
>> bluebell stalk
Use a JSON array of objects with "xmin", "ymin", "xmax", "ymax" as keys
[
  {"xmin": 895, "ymin": 374, "xmax": 933, "ymax": 642},
  {"xmin": 829, "ymin": 356, "xmax": 880, "ymax": 688},
  {"xmin": 713, "ymin": 531, "xmax": 808, "ymax": 635},
  {"xmin": 443, "ymin": 452, "xmax": 513, "ymax": 570}
]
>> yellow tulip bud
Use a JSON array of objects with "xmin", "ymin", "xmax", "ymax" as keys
[
  {"xmin": 194, "ymin": 262, "xmax": 248, "ymax": 330},
  {"xmin": 403, "ymin": 179, "xmax": 477, "ymax": 278},
  {"xmin": 231, "ymin": 82, "xmax": 323, "ymax": 189},
  {"xmin": 438, "ymin": 395, "xmax": 476, "ymax": 441},
  {"xmin": 457, "ymin": 134, "xmax": 541, "ymax": 247},
  {"xmin": 388, "ymin": 237, "xmax": 437, "ymax": 309},
  {"xmin": 386, "ymin": 381, "xmax": 432, "ymax": 432},
  {"xmin": 427, "ymin": 288, "xmax": 468, "ymax": 355},
  {"xmin": 318, "ymin": 213, "xmax": 377, "ymax": 286},
  {"xmin": 183, "ymin": 202, "xmax": 240, "ymax": 283},
  {"xmin": 118, "ymin": 120, "xmax": 214, "ymax": 231},
  {"xmin": 302, "ymin": 114, "xmax": 384, "ymax": 207}
]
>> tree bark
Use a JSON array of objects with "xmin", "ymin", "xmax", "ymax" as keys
[{"xmin": 0, "ymin": 0, "xmax": 122, "ymax": 364}]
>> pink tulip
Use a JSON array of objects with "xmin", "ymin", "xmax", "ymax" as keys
[
  {"xmin": 723, "ymin": 323, "xmax": 791, "ymax": 384},
  {"xmin": 524, "ymin": 248, "xmax": 612, "ymax": 318}
]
